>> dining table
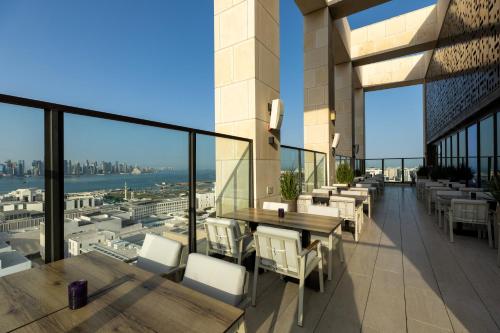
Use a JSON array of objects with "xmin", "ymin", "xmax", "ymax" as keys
[
  {"xmin": 221, "ymin": 207, "xmax": 344, "ymax": 281},
  {"xmin": 0, "ymin": 252, "xmax": 244, "ymax": 333}
]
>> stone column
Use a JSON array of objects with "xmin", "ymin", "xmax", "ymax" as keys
[
  {"xmin": 214, "ymin": 0, "xmax": 281, "ymax": 211},
  {"xmin": 334, "ymin": 62, "xmax": 353, "ymax": 158},
  {"xmin": 303, "ymin": 8, "xmax": 335, "ymax": 185},
  {"xmin": 354, "ymin": 88, "xmax": 365, "ymax": 159}
]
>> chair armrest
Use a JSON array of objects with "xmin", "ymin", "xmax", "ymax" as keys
[
  {"xmin": 299, "ymin": 240, "xmax": 321, "ymax": 257},
  {"xmin": 235, "ymin": 233, "xmax": 253, "ymax": 242},
  {"xmin": 123, "ymin": 256, "xmax": 139, "ymax": 264}
]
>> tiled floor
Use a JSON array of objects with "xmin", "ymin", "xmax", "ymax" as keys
[{"xmin": 245, "ymin": 186, "xmax": 500, "ymax": 333}]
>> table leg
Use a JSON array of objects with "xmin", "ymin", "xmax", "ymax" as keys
[{"xmin": 328, "ymin": 233, "xmax": 333, "ymax": 281}]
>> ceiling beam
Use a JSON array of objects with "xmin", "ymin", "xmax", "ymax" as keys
[{"xmin": 327, "ymin": 0, "xmax": 391, "ymax": 19}]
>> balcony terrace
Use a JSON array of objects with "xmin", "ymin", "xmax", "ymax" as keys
[{"xmin": 244, "ymin": 186, "xmax": 500, "ymax": 332}]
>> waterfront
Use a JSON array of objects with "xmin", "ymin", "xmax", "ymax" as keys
[{"xmin": 0, "ymin": 170, "xmax": 215, "ymax": 194}]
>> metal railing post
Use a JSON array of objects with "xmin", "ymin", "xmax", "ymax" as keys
[
  {"xmin": 44, "ymin": 109, "xmax": 64, "ymax": 263},
  {"xmin": 401, "ymin": 158, "xmax": 405, "ymax": 183},
  {"xmin": 188, "ymin": 132, "xmax": 197, "ymax": 254}
]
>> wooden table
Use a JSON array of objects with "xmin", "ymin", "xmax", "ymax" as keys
[
  {"xmin": 222, "ymin": 208, "xmax": 344, "ymax": 281},
  {"xmin": 1, "ymin": 252, "xmax": 244, "ymax": 333}
]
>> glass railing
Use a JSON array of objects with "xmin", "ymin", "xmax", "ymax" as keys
[
  {"xmin": 0, "ymin": 93, "xmax": 252, "ymax": 274},
  {"xmin": 281, "ymin": 145, "xmax": 327, "ymax": 193},
  {"xmin": 356, "ymin": 157, "xmax": 426, "ymax": 183}
]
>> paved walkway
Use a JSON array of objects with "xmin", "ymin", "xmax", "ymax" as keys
[{"xmin": 245, "ymin": 186, "xmax": 500, "ymax": 332}]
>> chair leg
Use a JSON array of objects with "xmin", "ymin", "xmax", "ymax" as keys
[
  {"xmin": 328, "ymin": 234, "xmax": 333, "ymax": 281},
  {"xmin": 487, "ymin": 222, "xmax": 493, "ymax": 248},
  {"xmin": 251, "ymin": 257, "xmax": 259, "ymax": 307},
  {"xmin": 337, "ymin": 226, "xmax": 345, "ymax": 263},
  {"xmin": 318, "ymin": 261, "xmax": 324, "ymax": 293},
  {"xmin": 297, "ymin": 277, "xmax": 304, "ymax": 327},
  {"xmin": 449, "ymin": 216, "xmax": 454, "ymax": 243}
]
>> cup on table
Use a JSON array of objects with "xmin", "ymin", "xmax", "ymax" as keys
[
  {"xmin": 278, "ymin": 208, "xmax": 285, "ymax": 218},
  {"xmin": 470, "ymin": 192, "xmax": 477, "ymax": 200},
  {"xmin": 68, "ymin": 280, "xmax": 88, "ymax": 310}
]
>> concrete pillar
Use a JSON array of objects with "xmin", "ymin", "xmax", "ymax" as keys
[
  {"xmin": 334, "ymin": 62, "xmax": 353, "ymax": 158},
  {"xmin": 214, "ymin": 0, "xmax": 281, "ymax": 211},
  {"xmin": 303, "ymin": 8, "xmax": 335, "ymax": 185},
  {"xmin": 354, "ymin": 88, "xmax": 365, "ymax": 159}
]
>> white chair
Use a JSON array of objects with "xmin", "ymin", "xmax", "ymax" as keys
[
  {"xmin": 341, "ymin": 189, "xmax": 372, "ymax": 218},
  {"xmin": 356, "ymin": 183, "xmax": 378, "ymax": 199},
  {"xmin": 436, "ymin": 191, "xmax": 463, "ymax": 229},
  {"xmin": 204, "ymin": 217, "xmax": 254, "ymax": 265},
  {"xmin": 447, "ymin": 199, "xmax": 492, "ymax": 247},
  {"xmin": 297, "ymin": 194, "xmax": 313, "ymax": 213},
  {"xmin": 307, "ymin": 205, "xmax": 344, "ymax": 280},
  {"xmin": 427, "ymin": 187, "xmax": 454, "ymax": 215},
  {"xmin": 136, "ymin": 234, "xmax": 182, "ymax": 275},
  {"xmin": 252, "ymin": 226, "xmax": 323, "ymax": 327},
  {"xmin": 330, "ymin": 195, "xmax": 363, "ymax": 242},
  {"xmin": 263, "ymin": 201, "xmax": 289, "ymax": 211},
  {"xmin": 182, "ymin": 253, "xmax": 249, "ymax": 308}
]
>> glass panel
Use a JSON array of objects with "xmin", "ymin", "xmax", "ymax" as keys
[
  {"xmin": 498, "ymin": 113, "xmax": 500, "ymax": 175},
  {"xmin": 451, "ymin": 134, "xmax": 457, "ymax": 167},
  {"xmin": 303, "ymin": 151, "xmax": 315, "ymax": 192},
  {"xmin": 384, "ymin": 159, "xmax": 402, "ymax": 182},
  {"xmin": 437, "ymin": 141, "xmax": 442, "ymax": 166},
  {"xmin": 459, "ymin": 129, "xmax": 466, "ymax": 167},
  {"xmin": 196, "ymin": 134, "xmax": 250, "ymax": 254},
  {"xmin": 468, "ymin": 124, "xmax": 478, "ymax": 186},
  {"xmin": 0, "ymin": 103, "xmax": 44, "ymax": 276},
  {"xmin": 365, "ymin": 159, "xmax": 383, "ymax": 177},
  {"xmin": 63, "ymin": 114, "xmax": 189, "ymax": 264},
  {"xmin": 479, "ymin": 116, "xmax": 494, "ymax": 185},
  {"xmin": 315, "ymin": 153, "xmax": 326, "ymax": 188},
  {"xmin": 446, "ymin": 137, "xmax": 451, "ymax": 167},
  {"xmin": 403, "ymin": 158, "xmax": 423, "ymax": 183}
]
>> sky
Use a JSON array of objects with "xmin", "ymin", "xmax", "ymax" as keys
[{"xmin": 0, "ymin": 0, "xmax": 435, "ymax": 167}]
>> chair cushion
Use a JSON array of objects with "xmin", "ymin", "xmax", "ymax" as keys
[
  {"xmin": 137, "ymin": 234, "xmax": 182, "ymax": 274},
  {"xmin": 307, "ymin": 205, "xmax": 339, "ymax": 217},
  {"xmin": 182, "ymin": 253, "xmax": 246, "ymax": 306},
  {"xmin": 256, "ymin": 226, "xmax": 301, "ymax": 273},
  {"xmin": 263, "ymin": 202, "xmax": 289, "ymax": 212}
]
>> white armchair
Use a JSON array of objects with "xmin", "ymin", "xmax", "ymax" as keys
[
  {"xmin": 341, "ymin": 189, "xmax": 372, "ymax": 218},
  {"xmin": 330, "ymin": 195, "xmax": 363, "ymax": 242},
  {"xmin": 427, "ymin": 187, "xmax": 454, "ymax": 215},
  {"xmin": 204, "ymin": 217, "xmax": 254, "ymax": 265},
  {"xmin": 263, "ymin": 201, "xmax": 289, "ymax": 211},
  {"xmin": 307, "ymin": 205, "xmax": 344, "ymax": 280},
  {"xmin": 136, "ymin": 234, "xmax": 183, "ymax": 275},
  {"xmin": 182, "ymin": 253, "xmax": 249, "ymax": 308},
  {"xmin": 436, "ymin": 191, "xmax": 463, "ymax": 229},
  {"xmin": 297, "ymin": 194, "xmax": 313, "ymax": 213},
  {"xmin": 252, "ymin": 226, "xmax": 324, "ymax": 327},
  {"xmin": 447, "ymin": 199, "xmax": 492, "ymax": 247}
]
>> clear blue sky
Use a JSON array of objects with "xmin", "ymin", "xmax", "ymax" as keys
[{"xmin": 0, "ymin": 0, "xmax": 434, "ymax": 167}]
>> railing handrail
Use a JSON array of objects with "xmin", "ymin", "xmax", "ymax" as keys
[
  {"xmin": 281, "ymin": 144, "xmax": 326, "ymax": 155},
  {"xmin": 0, "ymin": 93, "xmax": 252, "ymax": 143}
]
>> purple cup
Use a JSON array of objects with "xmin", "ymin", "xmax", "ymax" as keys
[
  {"xmin": 278, "ymin": 208, "xmax": 285, "ymax": 218},
  {"xmin": 68, "ymin": 280, "xmax": 88, "ymax": 310}
]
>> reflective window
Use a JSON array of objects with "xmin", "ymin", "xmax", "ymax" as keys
[
  {"xmin": 479, "ymin": 116, "xmax": 494, "ymax": 184},
  {"xmin": 0, "ymin": 103, "xmax": 44, "ymax": 276},
  {"xmin": 459, "ymin": 130, "xmax": 466, "ymax": 167},
  {"xmin": 451, "ymin": 134, "xmax": 457, "ymax": 167},
  {"xmin": 468, "ymin": 124, "xmax": 478, "ymax": 186}
]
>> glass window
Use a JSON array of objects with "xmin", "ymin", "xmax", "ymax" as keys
[
  {"xmin": 437, "ymin": 141, "xmax": 442, "ymax": 166},
  {"xmin": 451, "ymin": 134, "xmax": 457, "ymax": 167},
  {"xmin": 459, "ymin": 130, "xmax": 466, "ymax": 167},
  {"xmin": 64, "ymin": 114, "xmax": 190, "ymax": 261},
  {"xmin": 468, "ymin": 124, "xmax": 478, "ymax": 186},
  {"xmin": 479, "ymin": 116, "xmax": 494, "ymax": 184},
  {"xmin": 497, "ymin": 113, "xmax": 500, "ymax": 174},
  {"xmin": 0, "ymin": 103, "xmax": 44, "ymax": 274}
]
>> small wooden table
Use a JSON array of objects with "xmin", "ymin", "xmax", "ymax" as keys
[
  {"xmin": 1, "ymin": 252, "xmax": 244, "ymax": 333},
  {"xmin": 222, "ymin": 208, "xmax": 344, "ymax": 281}
]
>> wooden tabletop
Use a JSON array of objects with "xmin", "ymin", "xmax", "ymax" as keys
[
  {"xmin": 1, "ymin": 252, "xmax": 243, "ymax": 333},
  {"xmin": 221, "ymin": 208, "xmax": 343, "ymax": 235}
]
